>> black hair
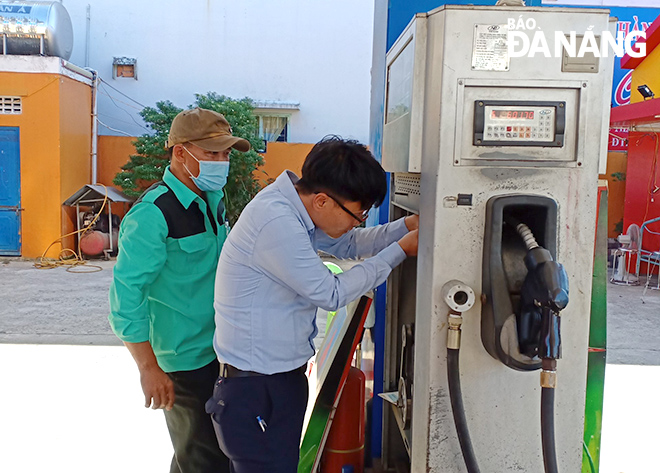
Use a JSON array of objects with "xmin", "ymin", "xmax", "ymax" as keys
[{"xmin": 296, "ymin": 135, "xmax": 387, "ymax": 209}]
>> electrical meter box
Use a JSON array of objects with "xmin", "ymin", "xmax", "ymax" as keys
[{"xmin": 381, "ymin": 5, "xmax": 614, "ymax": 472}]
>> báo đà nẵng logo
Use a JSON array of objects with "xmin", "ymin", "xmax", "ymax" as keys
[{"xmin": 507, "ymin": 16, "xmax": 646, "ymax": 59}]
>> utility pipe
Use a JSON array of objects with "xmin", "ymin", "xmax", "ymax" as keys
[
  {"xmin": 90, "ymin": 70, "xmax": 99, "ymax": 184},
  {"xmin": 85, "ymin": 5, "xmax": 91, "ymax": 68}
]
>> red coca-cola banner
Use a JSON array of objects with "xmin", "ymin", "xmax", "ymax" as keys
[{"xmin": 609, "ymin": 128, "xmax": 629, "ymax": 151}]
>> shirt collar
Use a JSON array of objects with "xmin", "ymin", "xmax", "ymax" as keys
[
  {"xmin": 275, "ymin": 171, "xmax": 315, "ymax": 233},
  {"xmin": 163, "ymin": 166, "xmax": 201, "ymax": 209}
]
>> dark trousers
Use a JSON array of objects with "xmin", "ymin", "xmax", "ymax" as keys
[
  {"xmin": 164, "ymin": 359, "xmax": 230, "ymax": 473},
  {"xmin": 206, "ymin": 366, "xmax": 309, "ymax": 473}
]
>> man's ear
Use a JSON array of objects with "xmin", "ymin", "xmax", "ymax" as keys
[
  {"xmin": 172, "ymin": 144, "xmax": 186, "ymax": 163},
  {"xmin": 311, "ymin": 192, "xmax": 329, "ymax": 212}
]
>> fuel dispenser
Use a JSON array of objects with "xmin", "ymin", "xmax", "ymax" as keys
[{"xmin": 379, "ymin": 4, "xmax": 614, "ymax": 472}]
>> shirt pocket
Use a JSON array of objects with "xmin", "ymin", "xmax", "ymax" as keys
[
  {"xmin": 177, "ymin": 233, "xmax": 209, "ymax": 253},
  {"xmin": 168, "ymin": 233, "xmax": 216, "ymax": 272}
]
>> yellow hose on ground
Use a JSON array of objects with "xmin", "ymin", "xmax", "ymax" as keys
[{"xmin": 34, "ymin": 185, "xmax": 110, "ymax": 273}]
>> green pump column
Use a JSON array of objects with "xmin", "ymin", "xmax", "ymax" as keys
[{"xmin": 582, "ymin": 185, "xmax": 608, "ymax": 472}]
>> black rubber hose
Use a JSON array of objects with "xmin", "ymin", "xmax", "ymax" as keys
[
  {"xmin": 541, "ymin": 387, "xmax": 559, "ymax": 473},
  {"xmin": 447, "ymin": 347, "xmax": 481, "ymax": 473}
]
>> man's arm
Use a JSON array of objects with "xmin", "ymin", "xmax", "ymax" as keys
[
  {"xmin": 252, "ymin": 215, "xmax": 414, "ymax": 312},
  {"xmin": 109, "ymin": 203, "xmax": 172, "ymax": 409},
  {"xmin": 316, "ymin": 214, "xmax": 419, "ymax": 259}
]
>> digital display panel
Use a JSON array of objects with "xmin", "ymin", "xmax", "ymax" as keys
[
  {"xmin": 490, "ymin": 110, "xmax": 535, "ymax": 120},
  {"xmin": 474, "ymin": 101, "xmax": 565, "ymax": 148}
]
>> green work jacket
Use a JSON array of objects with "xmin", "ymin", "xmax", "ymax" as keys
[{"xmin": 109, "ymin": 167, "xmax": 228, "ymax": 373}]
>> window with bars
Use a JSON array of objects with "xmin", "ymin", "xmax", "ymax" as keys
[{"xmin": 0, "ymin": 97, "xmax": 22, "ymax": 114}]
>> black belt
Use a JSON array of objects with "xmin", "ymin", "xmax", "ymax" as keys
[{"xmin": 219, "ymin": 362, "xmax": 306, "ymax": 378}]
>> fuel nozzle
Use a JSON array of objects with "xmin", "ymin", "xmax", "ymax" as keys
[{"xmin": 514, "ymin": 223, "xmax": 569, "ymax": 372}]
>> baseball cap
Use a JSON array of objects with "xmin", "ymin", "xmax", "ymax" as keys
[{"xmin": 166, "ymin": 107, "xmax": 251, "ymax": 152}]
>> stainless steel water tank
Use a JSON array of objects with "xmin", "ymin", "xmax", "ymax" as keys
[{"xmin": 0, "ymin": 1, "xmax": 73, "ymax": 60}]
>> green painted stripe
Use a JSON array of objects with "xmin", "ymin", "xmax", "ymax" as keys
[{"xmin": 582, "ymin": 187, "xmax": 608, "ymax": 472}]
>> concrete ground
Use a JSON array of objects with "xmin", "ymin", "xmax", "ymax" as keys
[
  {"xmin": 605, "ymin": 275, "xmax": 660, "ymax": 365},
  {"xmin": 0, "ymin": 259, "xmax": 119, "ymax": 346},
  {"xmin": 0, "ymin": 259, "xmax": 658, "ymax": 472}
]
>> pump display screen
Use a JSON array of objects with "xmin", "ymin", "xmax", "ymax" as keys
[
  {"xmin": 490, "ymin": 110, "xmax": 535, "ymax": 120},
  {"xmin": 474, "ymin": 101, "xmax": 565, "ymax": 148}
]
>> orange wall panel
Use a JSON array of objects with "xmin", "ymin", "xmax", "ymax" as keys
[
  {"xmin": 59, "ymin": 76, "xmax": 93, "ymax": 252},
  {"xmin": 97, "ymin": 135, "xmax": 137, "ymax": 187},
  {"xmin": 61, "ymin": 206, "xmax": 78, "ymax": 253},
  {"xmin": 0, "ymin": 72, "xmax": 62, "ymax": 258},
  {"xmin": 598, "ymin": 151, "xmax": 627, "ymax": 238},
  {"xmin": 258, "ymin": 142, "xmax": 314, "ymax": 185},
  {"xmin": 59, "ymin": 76, "xmax": 92, "ymax": 202}
]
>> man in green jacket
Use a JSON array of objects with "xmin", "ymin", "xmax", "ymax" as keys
[{"xmin": 109, "ymin": 108, "xmax": 248, "ymax": 473}]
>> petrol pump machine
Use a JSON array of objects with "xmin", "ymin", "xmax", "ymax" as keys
[{"xmin": 380, "ymin": 5, "xmax": 614, "ymax": 473}]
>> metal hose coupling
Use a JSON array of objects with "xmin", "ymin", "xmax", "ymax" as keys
[
  {"xmin": 448, "ymin": 311, "xmax": 463, "ymax": 350},
  {"xmin": 541, "ymin": 359, "xmax": 557, "ymax": 389},
  {"xmin": 441, "ymin": 280, "xmax": 476, "ymax": 350}
]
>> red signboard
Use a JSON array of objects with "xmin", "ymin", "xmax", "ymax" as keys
[{"xmin": 609, "ymin": 128, "xmax": 629, "ymax": 151}]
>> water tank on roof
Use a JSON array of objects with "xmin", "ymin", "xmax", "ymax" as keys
[{"xmin": 0, "ymin": 1, "xmax": 73, "ymax": 60}]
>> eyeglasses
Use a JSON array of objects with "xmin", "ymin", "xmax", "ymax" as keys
[{"xmin": 324, "ymin": 193, "xmax": 370, "ymax": 223}]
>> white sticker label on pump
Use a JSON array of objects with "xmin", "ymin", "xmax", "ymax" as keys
[{"xmin": 472, "ymin": 24, "xmax": 510, "ymax": 71}]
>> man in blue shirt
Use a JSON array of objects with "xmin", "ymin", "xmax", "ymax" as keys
[{"xmin": 206, "ymin": 136, "xmax": 418, "ymax": 472}]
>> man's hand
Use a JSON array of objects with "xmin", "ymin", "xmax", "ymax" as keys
[
  {"xmin": 404, "ymin": 214, "xmax": 419, "ymax": 231},
  {"xmin": 139, "ymin": 365, "xmax": 175, "ymax": 411},
  {"xmin": 124, "ymin": 341, "xmax": 175, "ymax": 411},
  {"xmin": 398, "ymin": 229, "xmax": 418, "ymax": 257}
]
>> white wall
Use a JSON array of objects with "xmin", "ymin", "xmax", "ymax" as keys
[{"xmin": 62, "ymin": 0, "xmax": 375, "ymax": 143}]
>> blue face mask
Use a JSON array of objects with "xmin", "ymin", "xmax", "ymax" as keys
[{"xmin": 182, "ymin": 146, "xmax": 230, "ymax": 192}]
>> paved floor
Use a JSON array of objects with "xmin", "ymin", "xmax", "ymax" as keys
[
  {"xmin": 605, "ymin": 274, "xmax": 660, "ymax": 365},
  {"xmin": 0, "ymin": 259, "xmax": 658, "ymax": 472},
  {"xmin": 0, "ymin": 259, "xmax": 118, "ymax": 346}
]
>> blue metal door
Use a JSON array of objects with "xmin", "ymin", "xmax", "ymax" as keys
[{"xmin": 0, "ymin": 127, "xmax": 21, "ymax": 255}]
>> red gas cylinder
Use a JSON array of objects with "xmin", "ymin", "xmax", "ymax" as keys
[
  {"xmin": 321, "ymin": 367, "xmax": 366, "ymax": 473},
  {"xmin": 79, "ymin": 230, "xmax": 107, "ymax": 256}
]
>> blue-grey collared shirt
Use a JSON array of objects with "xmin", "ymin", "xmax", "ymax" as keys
[{"xmin": 213, "ymin": 171, "xmax": 409, "ymax": 375}]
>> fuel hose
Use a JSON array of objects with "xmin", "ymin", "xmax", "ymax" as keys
[
  {"xmin": 447, "ymin": 345, "xmax": 481, "ymax": 473},
  {"xmin": 541, "ymin": 386, "xmax": 558, "ymax": 473}
]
